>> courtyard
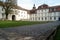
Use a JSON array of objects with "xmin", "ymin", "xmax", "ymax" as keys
[{"xmin": 0, "ymin": 21, "xmax": 60, "ymax": 40}]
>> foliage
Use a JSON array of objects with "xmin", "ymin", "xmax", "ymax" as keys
[{"xmin": 3, "ymin": 0, "xmax": 15, "ymax": 19}]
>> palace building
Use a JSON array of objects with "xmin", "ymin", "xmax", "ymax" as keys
[
  {"xmin": 0, "ymin": 1, "xmax": 30, "ymax": 21},
  {"xmin": 0, "ymin": 0, "xmax": 60, "ymax": 21},
  {"xmin": 30, "ymin": 4, "xmax": 60, "ymax": 21},
  {"xmin": 8, "ymin": 6, "xmax": 30, "ymax": 21}
]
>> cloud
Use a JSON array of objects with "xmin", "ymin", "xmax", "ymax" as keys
[
  {"xmin": 17, "ymin": 0, "xmax": 60, "ymax": 10},
  {"xmin": 17, "ymin": 0, "xmax": 33, "ymax": 10}
]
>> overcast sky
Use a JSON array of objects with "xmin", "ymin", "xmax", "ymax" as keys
[{"xmin": 17, "ymin": 0, "xmax": 60, "ymax": 10}]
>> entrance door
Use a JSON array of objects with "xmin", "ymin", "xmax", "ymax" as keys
[
  {"xmin": 12, "ymin": 15, "xmax": 15, "ymax": 20},
  {"xmin": 59, "ymin": 17, "xmax": 60, "ymax": 21}
]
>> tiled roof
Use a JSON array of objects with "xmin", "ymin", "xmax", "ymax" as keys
[
  {"xmin": 30, "ymin": 9, "xmax": 37, "ymax": 14},
  {"xmin": 37, "ymin": 4, "xmax": 49, "ymax": 9},
  {"xmin": 13, "ymin": 5, "xmax": 28, "ymax": 11},
  {"xmin": 49, "ymin": 5, "xmax": 60, "ymax": 12},
  {"xmin": 30, "ymin": 4, "xmax": 60, "ymax": 14},
  {"xmin": 37, "ymin": 4, "xmax": 60, "ymax": 11}
]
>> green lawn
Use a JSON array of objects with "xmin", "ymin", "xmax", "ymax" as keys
[
  {"xmin": 54, "ymin": 25, "xmax": 60, "ymax": 40},
  {"xmin": 0, "ymin": 21, "xmax": 49, "ymax": 28}
]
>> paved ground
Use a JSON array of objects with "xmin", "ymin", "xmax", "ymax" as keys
[{"xmin": 0, "ymin": 21, "xmax": 60, "ymax": 40}]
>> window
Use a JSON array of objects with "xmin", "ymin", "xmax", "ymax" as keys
[
  {"xmin": 46, "ymin": 9, "xmax": 49, "ymax": 12},
  {"xmin": 52, "ymin": 8, "xmax": 54, "ymax": 11},
  {"xmin": 2, "ymin": 13, "xmax": 4, "ymax": 18},
  {"xmin": 54, "ymin": 12, "xmax": 56, "ymax": 16},
  {"xmin": 39, "ymin": 17, "xmax": 40, "ymax": 20},
  {"xmin": 33, "ymin": 17, "xmax": 34, "ymax": 20},
  {"xmin": 42, "ymin": 17, "xmax": 43, "ymax": 20},
  {"xmin": 41, "ymin": 6, "xmax": 43, "ymax": 8},
  {"xmin": 54, "ymin": 17, "xmax": 56, "ymax": 20},
  {"xmin": 41, "ymin": 10, "xmax": 43, "ymax": 12},
  {"xmin": 45, "ymin": 17, "xmax": 47, "ymax": 20},
  {"xmin": 30, "ymin": 18, "xmax": 32, "ymax": 20},
  {"xmin": 50, "ymin": 17, "xmax": 52, "ymax": 20}
]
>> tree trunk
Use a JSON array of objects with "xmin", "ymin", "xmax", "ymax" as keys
[
  {"xmin": 6, "ymin": 14, "xmax": 8, "ymax": 20},
  {"xmin": 5, "ymin": 9, "xmax": 8, "ymax": 20}
]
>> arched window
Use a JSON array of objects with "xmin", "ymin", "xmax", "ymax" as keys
[
  {"xmin": 50, "ymin": 17, "xmax": 52, "ymax": 20},
  {"xmin": 42, "ymin": 17, "xmax": 43, "ymax": 20},
  {"xmin": 45, "ymin": 17, "xmax": 47, "ymax": 20},
  {"xmin": 39, "ymin": 17, "xmax": 40, "ymax": 20}
]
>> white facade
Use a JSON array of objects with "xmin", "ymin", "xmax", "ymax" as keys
[
  {"xmin": 8, "ymin": 9, "xmax": 30, "ymax": 21},
  {"xmin": 0, "ymin": 1, "xmax": 31, "ymax": 21},
  {"xmin": 30, "ymin": 9, "xmax": 60, "ymax": 21},
  {"xmin": 30, "ymin": 4, "xmax": 60, "ymax": 21},
  {"xmin": 0, "ymin": 3, "xmax": 30, "ymax": 21}
]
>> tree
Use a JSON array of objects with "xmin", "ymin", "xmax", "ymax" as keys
[{"xmin": 3, "ymin": 0, "xmax": 16, "ymax": 20}]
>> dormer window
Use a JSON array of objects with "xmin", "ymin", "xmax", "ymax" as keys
[
  {"xmin": 54, "ymin": 8, "xmax": 56, "ymax": 11},
  {"xmin": 41, "ymin": 6, "xmax": 43, "ymax": 8}
]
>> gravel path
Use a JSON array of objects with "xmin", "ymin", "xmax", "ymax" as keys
[{"xmin": 0, "ymin": 21, "xmax": 60, "ymax": 40}]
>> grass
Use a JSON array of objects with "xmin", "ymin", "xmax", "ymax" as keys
[
  {"xmin": 54, "ymin": 25, "xmax": 60, "ymax": 40},
  {"xmin": 0, "ymin": 21, "xmax": 49, "ymax": 28}
]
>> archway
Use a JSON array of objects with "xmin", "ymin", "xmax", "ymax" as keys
[
  {"xmin": 59, "ymin": 17, "xmax": 60, "ymax": 21},
  {"xmin": 12, "ymin": 15, "xmax": 15, "ymax": 20}
]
